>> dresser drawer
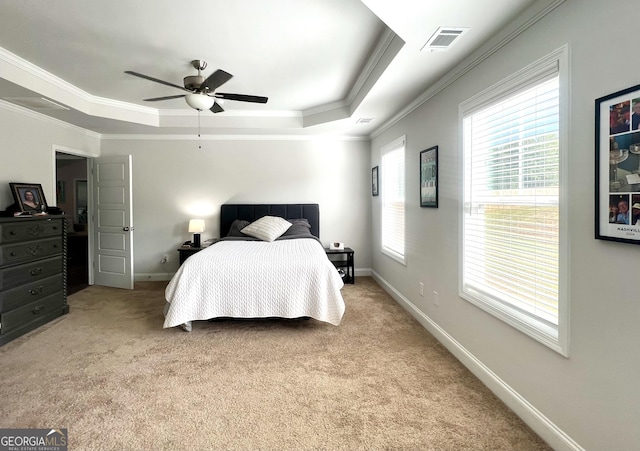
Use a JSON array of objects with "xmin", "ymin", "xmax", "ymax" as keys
[
  {"xmin": 0, "ymin": 275, "xmax": 63, "ymax": 312},
  {"xmin": 0, "ymin": 256, "xmax": 63, "ymax": 291},
  {"xmin": 0, "ymin": 237, "xmax": 63, "ymax": 266},
  {"xmin": 0, "ymin": 220, "xmax": 63, "ymax": 244},
  {"xmin": 0, "ymin": 292, "xmax": 63, "ymax": 336}
]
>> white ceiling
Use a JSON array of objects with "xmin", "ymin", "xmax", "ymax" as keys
[{"xmin": 0, "ymin": 0, "xmax": 538, "ymax": 138}]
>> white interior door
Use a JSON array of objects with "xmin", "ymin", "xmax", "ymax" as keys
[{"xmin": 92, "ymin": 155, "xmax": 133, "ymax": 289}]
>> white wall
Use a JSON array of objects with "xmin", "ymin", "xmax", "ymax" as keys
[
  {"xmin": 0, "ymin": 104, "xmax": 100, "ymax": 209},
  {"xmin": 100, "ymin": 137, "xmax": 372, "ymax": 278},
  {"xmin": 370, "ymin": 0, "xmax": 639, "ymax": 450}
]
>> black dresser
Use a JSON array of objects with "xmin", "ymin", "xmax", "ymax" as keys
[{"xmin": 0, "ymin": 216, "xmax": 68, "ymax": 346}]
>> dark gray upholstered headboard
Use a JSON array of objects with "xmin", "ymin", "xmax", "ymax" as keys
[{"xmin": 220, "ymin": 204, "xmax": 320, "ymax": 238}]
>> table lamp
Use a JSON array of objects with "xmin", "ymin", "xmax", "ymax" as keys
[{"xmin": 188, "ymin": 219, "xmax": 205, "ymax": 248}]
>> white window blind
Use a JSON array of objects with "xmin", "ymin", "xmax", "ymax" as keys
[
  {"xmin": 461, "ymin": 59, "xmax": 564, "ymax": 349},
  {"xmin": 381, "ymin": 137, "xmax": 405, "ymax": 264}
]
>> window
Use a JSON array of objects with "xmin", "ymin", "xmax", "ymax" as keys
[
  {"xmin": 460, "ymin": 48, "xmax": 568, "ymax": 355},
  {"xmin": 381, "ymin": 136, "xmax": 406, "ymax": 264}
]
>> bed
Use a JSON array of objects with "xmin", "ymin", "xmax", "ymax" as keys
[{"xmin": 164, "ymin": 204, "xmax": 345, "ymax": 331}]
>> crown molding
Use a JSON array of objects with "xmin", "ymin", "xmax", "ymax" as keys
[
  {"xmin": 0, "ymin": 98, "xmax": 101, "ymax": 140},
  {"xmin": 0, "ymin": 95, "xmax": 368, "ymax": 141},
  {"xmin": 158, "ymin": 108, "xmax": 301, "ymax": 118},
  {"xmin": 346, "ymin": 28, "xmax": 400, "ymax": 106},
  {"xmin": 0, "ymin": 47, "xmax": 157, "ymax": 118},
  {"xmin": 100, "ymin": 133, "xmax": 369, "ymax": 142},
  {"xmin": 300, "ymin": 28, "xmax": 403, "ymax": 125}
]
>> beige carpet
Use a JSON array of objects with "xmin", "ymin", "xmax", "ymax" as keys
[{"xmin": 0, "ymin": 277, "xmax": 551, "ymax": 451}]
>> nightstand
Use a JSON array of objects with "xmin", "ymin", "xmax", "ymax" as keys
[
  {"xmin": 325, "ymin": 247, "xmax": 355, "ymax": 284},
  {"xmin": 177, "ymin": 246, "xmax": 203, "ymax": 266}
]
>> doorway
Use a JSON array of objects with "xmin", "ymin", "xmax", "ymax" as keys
[{"xmin": 55, "ymin": 152, "xmax": 89, "ymax": 294}]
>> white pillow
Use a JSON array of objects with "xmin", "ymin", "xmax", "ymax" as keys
[{"xmin": 241, "ymin": 216, "xmax": 292, "ymax": 242}]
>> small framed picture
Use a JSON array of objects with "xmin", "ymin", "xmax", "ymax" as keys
[
  {"xmin": 595, "ymin": 83, "xmax": 640, "ymax": 244},
  {"xmin": 372, "ymin": 166, "xmax": 379, "ymax": 196},
  {"xmin": 9, "ymin": 183, "xmax": 48, "ymax": 213},
  {"xmin": 420, "ymin": 146, "xmax": 438, "ymax": 208}
]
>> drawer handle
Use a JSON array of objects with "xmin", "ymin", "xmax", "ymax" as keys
[
  {"xmin": 32, "ymin": 305, "xmax": 45, "ymax": 314},
  {"xmin": 9, "ymin": 230, "xmax": 16, "ymax": 235},
  {"xmin": 30, "ymin": 267, "xmax": 43, "ymax": 276},
  {"xmin": 10, "ymin": 251, "xmax": 17, "ymax": 257},
  {"xmin": 29, "ymin": 286, "xmax": 43, "ymax": 295}
]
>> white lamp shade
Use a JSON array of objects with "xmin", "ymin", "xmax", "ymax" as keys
[
  {"xmin": 185, "ymin": 93, "xmax": 215, "ymax": 111},
  {"xmin": 188, "ymin": 219, "xmax": 206, "ymax": 233}
]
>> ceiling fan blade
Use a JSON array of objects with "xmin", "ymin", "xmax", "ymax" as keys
[
  {"xmin": 215, "ymin": 93, "xmax": 268, "ymax": 104},
  {"xmin": 143, "ymin": 94, "xmax": 186, "ymax": 102},
  {"xmin": 124, "ymin": 71, "xmax": 188, "ymax": 92},
  {"xmin": 201, "ymin": 69, "xmax": 233, "ymax": 91},
  {"xmin": 210, "ymin": 102, "xmax": 224, "ymax": 113}
]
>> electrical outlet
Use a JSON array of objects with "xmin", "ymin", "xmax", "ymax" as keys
[
  {"xmin": 161, "ymin": 254, "xmax": 168, "ymax": 264},
  {"xmin": 433, "ymin": 291, "xmax": 439, "ymax": 306},
  {"xmin": 419, "ymin": 282, "xmax": 424, "ymax": 296}
]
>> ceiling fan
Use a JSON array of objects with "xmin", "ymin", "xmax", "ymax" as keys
[{"xmin": 124, "ymin": 60, "xmax": 268, "ymax": 113}]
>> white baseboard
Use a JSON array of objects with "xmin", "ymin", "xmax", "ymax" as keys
[
  {"xmin": 371, "ymin": 271, "xmax": 583, "ymax": 451},
  {"xmin": 355, "ymin": 268, "xmax": 372, "ymax": 277},
  {"xmin": 134, "ymin": 273, "xmax": 173, "ymax": 282}
]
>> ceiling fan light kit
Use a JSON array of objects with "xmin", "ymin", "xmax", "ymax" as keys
[
  {"xmin": 185, "ymin": 93, "xmax": 215, "ymax": 111},
  {"xmin": 124, "ymin": 59, "xmax": 268, "ymax": 114}
]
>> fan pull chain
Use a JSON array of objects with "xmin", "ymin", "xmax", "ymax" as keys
[{"xmin": 197, "ymin": 110, "xmax": 202, "ymax": 150}]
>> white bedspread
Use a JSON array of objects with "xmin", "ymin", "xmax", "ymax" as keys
[{"xmin": 164, "ymin": 238, "xmax": 345, "ymax": 328}]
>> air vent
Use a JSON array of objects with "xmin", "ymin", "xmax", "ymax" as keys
[
  {"xmin": 2, "ymin": 96, "xmax": 69, "ymax": 110},
  {"xmin": 421, "ymin": 27, "xmax": 469, "ymax": 52}
]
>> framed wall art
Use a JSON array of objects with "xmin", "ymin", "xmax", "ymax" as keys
[
  {"xmin": 372, "ymin": 166, "xmax": 379, "ymax": 196},
  {"xmin": 420, "ymin": 146, "xmax": 438, "ymax": 208},
  {"xmin": 595, "ymin": 83, "xmax": 640, "ymax": 244},
  {"xmin": 9, "ymin": 182, "xmax": 48, "ymax": 213}
]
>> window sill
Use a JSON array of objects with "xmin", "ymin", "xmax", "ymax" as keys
[
  {"xmin": 460, "ymin": 286, "xmax": 568, "ymax": 357},
  {"xmin": 382, "ymin": 247, "xmax": 406, "ymax": 266}
]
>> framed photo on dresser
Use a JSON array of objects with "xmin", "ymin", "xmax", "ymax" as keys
[{"xmin": 9, "ymin": 182, "xmax": 48, "ymax": 213}]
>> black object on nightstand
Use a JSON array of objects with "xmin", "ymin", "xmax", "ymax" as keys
[
  {"xmin": 177, "ymin": 239, "xmax": 219, "ymax": 266},
  {"xmin": 325, "ymin": 247, "xmax": 355, "ymax": 284},
  {"xmin": 177, "ymin": 246, "xmax": 203, "ymax": 266}
]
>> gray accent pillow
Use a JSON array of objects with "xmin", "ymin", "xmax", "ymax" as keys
[
  {"xmin": 281, "ymin": 218, "xmax": 312, "ymax": 237},
  {"xmin": 227, "ymin": 219, "xmax": 250, "ymax": 237}
]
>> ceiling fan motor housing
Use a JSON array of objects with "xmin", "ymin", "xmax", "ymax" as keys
[{"xmin": 184, "ymin": 75, "xmax": 205, "ymax": 91}]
